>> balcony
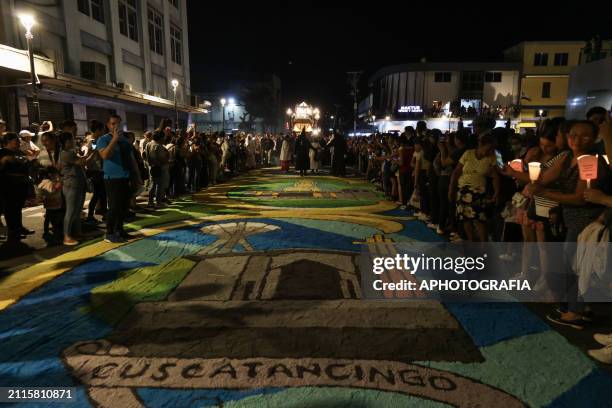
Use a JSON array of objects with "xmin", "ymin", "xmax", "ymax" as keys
[{"xmin": 579, "ymin": 48, "xmax": 612, "ymax": 65}]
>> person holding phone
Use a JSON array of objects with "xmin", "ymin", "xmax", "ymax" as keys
[{"xmin": 96, "ymin": 114, "xmax": 133, "ymax": 243}]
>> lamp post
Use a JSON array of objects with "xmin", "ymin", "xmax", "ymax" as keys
[
  {"xmin": 171, "ymin": 79, "xmax": 179, "ymax": 131},
  {"xmin": 220, "ymin": 98, "xmax": 226, "ymax": 132},
  {"xmin": 19, "ymin": 14, "xmax": 40, "ymax": 127}
]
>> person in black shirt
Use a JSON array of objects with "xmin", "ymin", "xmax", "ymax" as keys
[{"xmin": 0, "ymin": 133, "xmax": 33, "ymax": 242}]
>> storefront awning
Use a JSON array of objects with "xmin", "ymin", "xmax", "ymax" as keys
[
  {"xmin": 0, "ymin": 43, "xmax": 55, "ymax": 79},
  {"xmin": 44, "ymin": 74, "xmax": 207, "ymax": 114}
]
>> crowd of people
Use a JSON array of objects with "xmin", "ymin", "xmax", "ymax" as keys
[
  {"xmin": 0, "ymin": 115, "xmax": 350, "ymax": 247},
  {"xmin": 1, "ymin": 106, "xmax": 611, "ymax": 362},
  {"xmin": 347, "ymin": 108, "xmax": 612, "ymax": 362}
]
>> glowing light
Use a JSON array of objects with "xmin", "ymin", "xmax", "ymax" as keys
[
  {"xmin": 385, "ymin": 115, "xmax": 391, "ymax": 121},
  {"xmin": 220, "ymin": 98, "xmax": 226, "ymax": 106},
  {"xmin": 286, "ymin": 108, "xmax": 293, "ymax": 115},
  {"xmin": 228, "ymin": 98, "xmax": 235, "ymax": 106},
  {"xmin": 19, "ymin": 14, "xmax": 35, "ymax": 34},
  {"xmin": 528, "ymin": 162, "xmax": 541, "ymax": 182},
  {"xmin": 171, "ymin": 79, "xmax": 179, "ymax": 90}
]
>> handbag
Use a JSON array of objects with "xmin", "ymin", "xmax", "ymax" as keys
[{"xmin": 511, "ymin": 192, "xmax": 528, "ymax": 210}]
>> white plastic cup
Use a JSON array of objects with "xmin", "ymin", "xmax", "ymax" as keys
[{"xmin": 528, "ymin": 162, "xmax": 541, "ymax": 183}]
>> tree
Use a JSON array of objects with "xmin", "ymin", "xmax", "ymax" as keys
[{"xmin": 241, "ymin": 83, "xmax": 280, "ymax": 132}]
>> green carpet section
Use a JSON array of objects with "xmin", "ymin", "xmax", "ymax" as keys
[
  {"xmin": 124, "ymin": 199, "xmax": 241, "ymax": 231},
  {"xmin": 228, "ymin": 178, "xmax": 383, "ymax": 208},
  {"xmin": 225, "ymin": 387, "xmax": 451, "ymax": 408},
  {"xmin": 421, "ymin": 330, "xmax": 595, "ymax": 407},
  {"xmin": 241, "ymin": 198, "xmax": 379, "ymax": 208},
  {"xmin": 84, "ymin": 258, "xmax": 195, "ymax": 325}
]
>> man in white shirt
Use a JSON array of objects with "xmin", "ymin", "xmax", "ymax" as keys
[{"xmin": 19, "ymin": 130, "xmax": 40, "ymax": 161}]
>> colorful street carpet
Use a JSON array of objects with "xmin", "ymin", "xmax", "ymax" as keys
[{"xmin": 0, "ymin": 169, "xmax": 611, "ymax": 407}]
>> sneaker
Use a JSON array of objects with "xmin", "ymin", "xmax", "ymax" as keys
[
  {"xmin": 84, "ymin": 217, "xmax": 100, "ymax": 225},
  {"xmin": 436, "ymin": 228, "xmax": 445, "ymax": 235},
  {"xmin": 399, "ymin": 205, "xmax": 407, "ymax": 210},
  {"xmin": 588, "ymin": 345, "xmax": 612, "ymax": 364},
  {"xmin": 594, "ymin": 333, "xmax": 612, "ymax": 346},
  {"xmin": 426, "ymin": 223, "xmax": 437, "ymax": 230},
  {"xmin": 118, "ymin": 230, "xmax": 135, "ymax": 240},
  {"xmin": 104, "ymin": 234, "xmax": 126, "ymax": 244},
  {"xmin": 546, "ymin": 312, "xmax": 585, "ymax": 330}
]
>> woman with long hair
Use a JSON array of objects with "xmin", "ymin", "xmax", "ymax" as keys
[{"xmin": 58, "ymin": 131, "xmax": 88, "ymax": 245}]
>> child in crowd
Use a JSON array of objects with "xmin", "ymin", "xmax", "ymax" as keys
[{"xmin": 38, "ymin": 166, "xmax": 64, "ymax": 243}]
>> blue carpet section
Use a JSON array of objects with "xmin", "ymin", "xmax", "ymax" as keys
[
  {"xmin": 378, "ymin": 208, "xmax": 414, "ymax": 217},
  {"xmin": 444, "ymin": 303, "xmax": 550, "ymax": 347},
  {"xmin": 246, "ymin": 218, "xmax": 360, "ymax": 252},
  {"xmin": 137, "ymin": 387, "xmax": 283, "ymax": 408},
  {"xmin": 392, "ymin": 220, "xmax": 444, "ymax": 242},
  {"xmin": 546, "ymin": 369, "xmax": 612, "ymax": 407}
]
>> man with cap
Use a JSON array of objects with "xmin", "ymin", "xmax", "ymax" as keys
[{"xmin": 19, "ymin": 130, "xmax": 40, "ymax": 162}]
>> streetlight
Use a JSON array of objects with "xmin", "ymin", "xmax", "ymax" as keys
[
  {"xmin": 220, "ymin": 98, "xmax": 226, "ymax": 132},
  {"xmin": 19, "ymin": 14, "xmax": 40, "ymax": 126},
  {"xmin": 171, "ymin": 79, "xmax": 179, "ymax": 131},
  {"xmin": 286, "ymin": 107, "xmax": 294, "ymax": 132}
]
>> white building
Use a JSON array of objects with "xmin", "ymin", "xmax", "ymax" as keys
[
  {"xmin": 362, "ymin": 62, "xmax": 521, "ymax": 132},
  {"xmin": 0, "ymin": 0, "xmax": 206, "ymax": 136},
  {"xmin": 565, "ymin": 43, "xmax": 612, "ymax": 119}
]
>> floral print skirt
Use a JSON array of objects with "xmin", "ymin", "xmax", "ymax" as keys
[{"xmin": 456, "ymin": 185, "xmax": 489, "ymax": 222}]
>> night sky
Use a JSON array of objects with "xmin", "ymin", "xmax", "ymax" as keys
[{"xmin": 187, "ymin": 2, "xmax": 612, "ymax": 114}]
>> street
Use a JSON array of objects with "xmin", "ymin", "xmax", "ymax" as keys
[{"xmin": 1, "ymin": 167, "xmax": 611, "ymax": 407}]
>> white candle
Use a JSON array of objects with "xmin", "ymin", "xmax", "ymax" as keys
[{"xmin": 528, "ymin": 162, "xmax": 541, "ymax": 183}]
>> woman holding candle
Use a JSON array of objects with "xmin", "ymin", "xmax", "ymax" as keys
[
  {"xmin": 526, "ymin": 120, "xmax": 611, "ymax": 329},
  {"xmin": 449, "ymin": 132, "xmax": 500, "ymax": 242}
]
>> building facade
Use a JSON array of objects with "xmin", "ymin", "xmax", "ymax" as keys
[
  {"xmin": 503, "ymin": 41, "xmax": 585, "ymax": 123},
  {"xmin": 192, "ymin": 75, "xmax": 282, "ymax": 134},
  {"xmin": 565, "ymin": 43, "xmax": 612, "ymax": 119},
  {"xmin": 0, "ymin": 0, "xmax": 205, "ymax": 137},
  {"xmin": 364, "ymin": 62, "xmax": 521, "ymax": 132}
]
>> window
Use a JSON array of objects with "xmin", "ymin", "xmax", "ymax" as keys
[
  {"xmin": 169, "ymin": 0, "xmax": 179, "ymax": 8},
  {"xmin": 148, "ymin": 7, "xmax": 164, "ymax": 55},
  {"xmin": 170, "ymin": 25, "xmax": 182, "ymax": 65},
  {"xmin": 434, "ymin": 72, "xmax": 451, "ymax": 82},
  {"xmin": 81, "ymin": 61, "xmax": 107, "ymax": 83},
  {"xmin": 534, "ymin": 53, "xmax": 548, "ymax": 66},
  {"xmin": 78, "ymin": 0, "xmax": 105, "ymax": 23},
  {"xmin": 485, "ymin": 72, "xmax": 502, "ymax": 82},
  {"xmin": 542, "ymin": 82, "xmax": 551, "ymax": 98},
  {"xmin": 78, "ymin": 0, "xmax": 89, "ymax": 15},
  {"xmin": 119, "ymin": 0, "xmax": 138, "ymax": 41},
  {"xmin": 554, "ymin": 52, "xmax": 569, "ymax": 66}
]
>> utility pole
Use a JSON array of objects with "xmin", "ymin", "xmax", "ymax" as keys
[{"xmin": 347, "ymin": 71, "xmax": 362, "ymax": 136}]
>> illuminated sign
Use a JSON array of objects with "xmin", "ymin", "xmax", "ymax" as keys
[{"xmin": 398, "ymin": 105, "xmax": 423, "ymax": 113}]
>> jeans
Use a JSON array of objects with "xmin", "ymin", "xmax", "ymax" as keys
[
  {"xmin": 437, "ymin": 175, "xmax": 451, "ymax": 230},
  {"xmin": 417, "ymin": 170, "xmax": 430, "ymax": 215},
  {"xmin": 104, "ymin": 178, "xmax": 130, "ymax": 235},
  {"xmin": 88, "ymin": 171, "xmax": 106, "ymax": 218},
  {"xmin": 148, "ymin": 176, "xmax": 163, "ymax": 204},
  {"xmin": 561, "ymin": 228, "xmax": 583, "ymax": 314},
  {"xmin": 3, "ymin": 180, "xmax": 28, "ymax": 238},
  {"xmin": 208, "ymin": 158, "xmax": 218, "ymax": 184},
  {"xmin": 62, "ymin": 180, "xmax": 85, "ymax": 237}
]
